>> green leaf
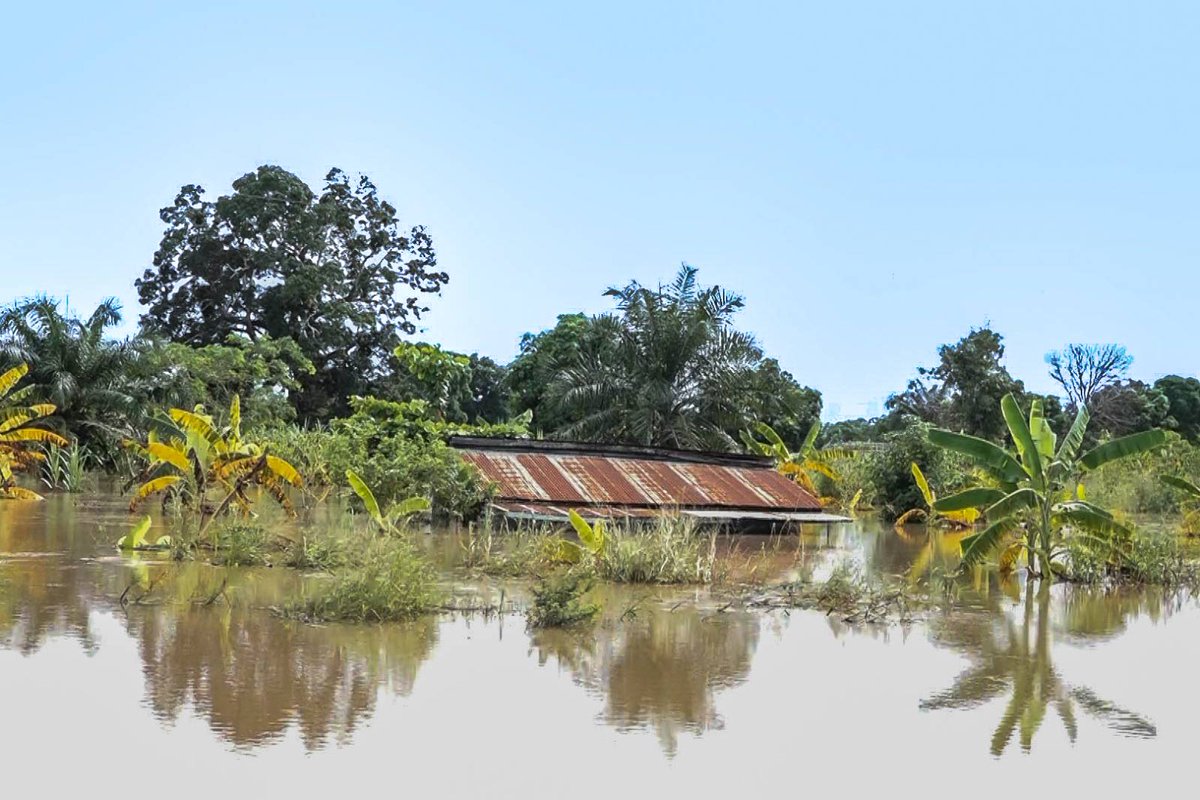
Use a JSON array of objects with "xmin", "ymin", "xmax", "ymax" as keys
[
  {"xmin": 1078, "ymin": 429, "xmax": 1167, "ymax": 471},
  {"xmin": 933, "ymin": 487, "xmax": 1008, "ymax": 512},
  {"xmin": 392, "ymin": 496, "xmax": 431, "ymax": 517},
  {"xmin": 927, "ymin": 428, "xmax": 1025, "ymax": 483},
  {"xmin": 911, "ymin": 462, "xmax": 934, "ymax": 507},
  {"xmin": 959, "ymin": 518, "xmax": 1018, "ymax": 568},
  {"xmin": 346, "ymin": 469, "xmax": 385, "ymax": 530},
  {"xmin": 117, "ymin": 515, "xmax": 153, "ymax": 550},
  {"xmin": 1054, "ymin": 504, "xmax": 1132, "ymax": 540},
  {"xmin": 1029, "ymin": 399, "xmax": 1056, "ymax": 462},
  {"xmin": 1162, "ymin": 474, "xmax": 1200, "ymax": 499},
  {"xmin": 1001, "ymin": 393, "xmax": 1041, "ymax": 482},
  {"xmin": 1056, "ymin": 406, "xmax": 1090, "ymax": 463},
  {"xmin": 568, "ymin": 509, "xmax": 605, "ymax": 555},
  {"xmin": 985, "ymin": 488, "xmax": 1039, "ymax": 522}
]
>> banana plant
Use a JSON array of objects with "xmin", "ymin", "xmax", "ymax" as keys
[
  {"xmin": 929, "ymin": 394, "xmax": 1166, "ymax": 578},
  {"xmin": 741, "ymin": 420, "xmax": 855, "ymax": 501},
  {"xmin": 0, "ymin": 363, "xmax": 69, "ymax": 500},
  {"xmin": 125, "ymin": 395, "xmax": 302, "ymax": 522},
  {"xmin": 345, "ymin": 469, "xmax": 431, "ymax": 534},
  {"xmin": 546, "ymin": 509, "xmax": 610, "ymax": 564},
  {"xmin": 116, "ymin": 515, "xmax": 172, "ymax": 551},
  {"xmin": 895, "ymin": 462, "xmax": 980, "ymax": 528},
  {"xmin": 1161, "ymin": 475, "xmax": 1200, "ymax": 534}
]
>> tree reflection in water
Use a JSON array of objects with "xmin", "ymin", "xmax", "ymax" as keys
[
  {"xmin": 923, "ymin": 580, "xmax": 1158, "ymax": 755},
  {"xmin": 531, "ymin": 605, "xmax": 760, "ymax": 756}
]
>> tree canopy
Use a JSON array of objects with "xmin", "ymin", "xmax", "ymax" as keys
[{"xmin": 136, "ymin": 165, "xmax": 449, "ymax": 420}]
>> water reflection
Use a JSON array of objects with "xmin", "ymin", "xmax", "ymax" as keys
[
  {"xmin": 531, "ymin": 603, "xmax": 759, "ymax": 755},
  {"xmin": 128, "ymin": 602, "xmax": 437, "ymax": 749},
  {"xmin": 924, "ymin": 582, "xmax": 1157, "ymax": 755}
]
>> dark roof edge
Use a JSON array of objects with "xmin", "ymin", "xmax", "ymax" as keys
[{"xmin": 447, "ymin": 435, "xmax": 773, "ymax": 468}]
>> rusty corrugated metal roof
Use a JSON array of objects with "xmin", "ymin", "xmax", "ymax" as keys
[{"xmin": 450, "ymin": 437, "xmax": 822, "ymax": 513}]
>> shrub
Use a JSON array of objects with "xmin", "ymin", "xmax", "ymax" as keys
[
  {"xmin": 865, "ymin": 420, "xmax": 970, "ymax": 521},
  {"xmin": 526, "ymin": 572, "xmax": 598, "ymax": 628},
  {"xmin": 209, "ymin": 520, "xmax": 271, "ymax": 566},
  {"xmin": 288, "ymin": 536, "xmax": 441, "ymax": 622}
]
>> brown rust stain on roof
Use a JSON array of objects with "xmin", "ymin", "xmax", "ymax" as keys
[{"xmin": 456, "ymin": 442, "xmax": 820, "ymax": 512}]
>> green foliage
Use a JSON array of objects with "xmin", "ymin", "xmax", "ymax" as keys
[
  {"xmin": 865, "ymin": 420, "xmax": 963, "ymax": 521},
  {"xmin": 131, "ymin": 334, "xmax": 313, "ymax": 428},
  {"xmin": 345, "ymin": 469, "xmax": 430, "ymax": 533},
  {"xmin": 384, "ymin": 345, "xmax": 512, "ymax": 424},
  {"xmin": 322, "ymin": 395, "xmax": 521, "ymax": 518},
  {"xmin": 116, "ymin": 515, "xmax": 171, "ymax": 551},
  {"xmin": 590, "ymin": 516, "xmax": 717, "ymax": 584},
  {"xmin": 930, "ymin": 395, "xmax": 1167, "ymax": 577},
  {"xmin": 289, "ymin": 536, "xmax": 441, "ymax": 622},
  {"xmin": 526, "ymin": 572, "xmax": 599, "ymax": 628},
  {"xmin": 0, "ymin": 297, "xmax": 135, "ymax": 463},
  {"xmin": 208, "ymin": 520, "xmax": 270, "ymax": 566},
  {"xmin": 545, "ymin": 264, "xmax": 813, "ymax": 451},
  {"xmin": 1065, "ymin": 527, "xmax": 1198, "ymax": 586},
  {"xmin": 507, "ymin": 313, "xmax": 611, "ymax": 433},
  {"xmin": 40, "ymin": 441, "xmax": 89, "ymax": 493},
  {"xmin": 1156, "ymin": 375, "xmax": 1200, "ymax": 443},
  {"xmin": 135, "ymin": 165, "xmax": 449, "ymax": 420},
  {"xmin": 888, "ymin": 326, "xmax": 1026, "ymax": 441}
]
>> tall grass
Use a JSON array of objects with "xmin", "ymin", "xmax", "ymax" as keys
[
  {"xmin": 593, "ymin": 516, "xmax": 718, "ymax": 584},
  {"xmin": 287, "ymin": 534, "xmax": 441, "ymax": 622}
]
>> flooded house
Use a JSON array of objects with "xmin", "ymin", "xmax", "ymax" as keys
[{"xmin": 448, "ymin": 436, "xmax": 848, "ymax": 531}]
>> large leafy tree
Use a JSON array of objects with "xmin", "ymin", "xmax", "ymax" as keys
[
  {"xmin": 136, "ymin": 165, "xmax": 448, "ymax": 420},
  {"xmin": 546, "ymin": 265, "xmax": 769, "ymax": 451},
  {"xmin": 888, "ymin": 327, "xmax": 1025, "ymax": 441},
  {"xmin": 0, "ymin": 297, "xmax": 135, "ymax": 461},
  {"xmin": 1155, "ymin": 375, "xmax": 1200, "ymax": 442},
  {"xmin": 506, "ymin": 313, "xmax": 617, "ymax": 433}
]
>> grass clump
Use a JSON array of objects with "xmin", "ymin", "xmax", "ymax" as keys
[
  {"xmin": 460, "ymin": 523, "xmax": 560, "ymax": 577},
  {"xmin": 209, "ymin": 521, "xmax": 271, "ymax": 566},
  {"xmin": 526, "ymin": 572, "xmax": 599, "ymax": 628},
  {"xmin": 747, "ymin": 560, "xmax": 923, "ymax": 624},
  {"xmin": 287, "ymin": 536, "xmax": 441, "ymax": 623},
  {"xmin": 592, "ymin": 516, "xmax": 718, "ymax": 584}
]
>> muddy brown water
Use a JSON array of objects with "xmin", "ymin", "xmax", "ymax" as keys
[{"xmin": 2, "ymin": 494, "xmax": 1199, "ymax": 798}]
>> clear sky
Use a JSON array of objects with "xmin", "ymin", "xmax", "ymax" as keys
[{"xmin": 1, "ymin": 1, "xmax": 1196, "ymax": 419}]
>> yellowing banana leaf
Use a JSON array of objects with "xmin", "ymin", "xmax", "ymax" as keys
[{"xmin": 147, "ymin": 441, "xmax": 190, "ymax": 472}]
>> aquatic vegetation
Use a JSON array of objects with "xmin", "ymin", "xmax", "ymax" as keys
[
  {"xmin": 125, "ymin": 395, "xmax": 302, "ymax": 525},
  {"xmin": 526, "ymin": 572, "xmax": 599, "ymax": 628},
  {"xmin": 345, "ymin": 469, "xmax": 429, "ymax": 534},
  {"xmin": 1065, "ymin": 527, "xmax": 1199, "ymax": 586},
  {"xmin": 287, "ymin": 536, "xmax": 440, "ymax": 622},
  {"xmin": 929, "ymin": 394, "xmax": 1166, "ymax": 578},
  {"xmin": 590, "ymin": 515, "xmax": 718, "ymax": 584},
  {"xmin": 460, "ymin": 522, "xmax": 560, "ymax": 577},
  {"xmin": 209, "ymin": 521, "xmax": 271, "ymax": 566},
  {"xmin": 116, "ymin": 515, "xmax": 171, "ymax": 551},
  {"xmin": 0, "ymin": 363, "xmax": 69, "ymax": 500},
  {"xmin": 40, "ymin": 441, "xmax": 89, "ymax": 492},
  {"xmin": 746, "ymin": 562, "xmax": 922, "ymax": 624}
]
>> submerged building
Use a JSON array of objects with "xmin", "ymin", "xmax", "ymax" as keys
[{"xmin": 449, "ymin": 436, "xmax": 848, "ymax": 531}]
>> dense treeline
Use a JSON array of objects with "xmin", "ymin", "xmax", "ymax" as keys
[{"xmin": 3, "ymin": 162, "xmax": 1200, "ymax": 522}]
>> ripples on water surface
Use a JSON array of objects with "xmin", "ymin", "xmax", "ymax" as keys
[{"xmin": 2, "ymin": 495, "xmax": 1199, "ymax": 798}]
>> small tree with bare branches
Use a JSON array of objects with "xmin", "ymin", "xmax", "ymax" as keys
[{"xmin": 1046, "ymin": 344, "xmax": 1132, "ymax": 409}]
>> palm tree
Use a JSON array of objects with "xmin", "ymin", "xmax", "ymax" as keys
[
  {"xmin": 928, "ymin": 394, "xmax": 1165, "ymax": 578},
  {"xmin": 0, "ymin": 363, "xmax": 69, "ymax": 499},
  {"xmin": 548, "ymin": 265, "xmax": 763, "ymax": 451},
  {"xmin": 0, "ymin": 297, "xmax": 135, "ymax": 462}
]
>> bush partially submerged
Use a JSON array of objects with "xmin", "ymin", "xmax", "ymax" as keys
[
  {"xmin": 526, "ymin": 572, "xmax": 598, "ymax": 628},
  {"xmin": 288, "ymin": 536, "xmax": 441, "ymax": 622},
  {"xmin": 1065, "ymin": 529, "xmax": 1199, "ymax": 587}
]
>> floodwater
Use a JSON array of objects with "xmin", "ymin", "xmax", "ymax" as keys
[{"xmin": 2, "ymin": 495, "xmax": 1199, "ymax": 798}]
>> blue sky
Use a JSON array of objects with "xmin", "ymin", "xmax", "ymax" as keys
[{"xmin": 1, "ymin": 1, "xmax": 1196, "ymax": 419}]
